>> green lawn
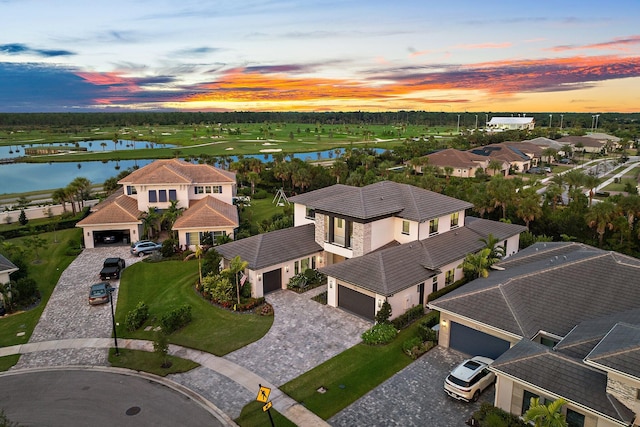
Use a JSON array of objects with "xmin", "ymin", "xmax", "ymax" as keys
[
  {"xmin": 0, "ymin": 228, "xmax": 81, "ymax": 350},
  {"xmin": 115, "ymin": 260, "xmax": 273, "ymax": 356},
  {"xmin": 107, "ymin": 348, "xmax": 200, "ymax": 377},
  {"xmin": 278, "ymin": 320, "xmax": 424, "ymax": 420},
  {"xmin": 235, "ymin": 401, "xmax": 297, "ymax": 427}
]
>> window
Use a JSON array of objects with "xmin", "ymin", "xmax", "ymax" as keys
[
  {"xmin": 126, "ymin": 186, "xmax": 137, "ymax": 195},
  {"xmin": 333, "ymin": 218, "xmax": 345, "ymax": 246},
  {"xmin": 402, "ymin": 220, "xmax": 410, "ymax": 235},
  {"xmin": 312, "ymin": 256, "xmax": 316, "ymax": 269},
  {"xmin": 326, "ymin": 216, "xmax": 352, "ymax": 248},
  {"xmin": 148, "ymin": 190, "xmax": 157, "ymax": 202},
  {"xmin": 158, "ymin": 190, "xmax": 167, "ymax": 202},
  {"xmin": 503, "ymin": 240, "xmax": 508, "ymax": 254},
  {"xmin": 195, "ymin": 186, "xmax": 204, "ymax": 194},
  {"xmin": 186, "ymin": 232, "xmax": 200, "ymax": 245},
  {"xmin": 305, "ymin": 207, "xmax": 315, "ymax": 219},
  {"xmin": 301, "ymin": 258, "xmax": 310, "ymax": 271},
  {"xmin": 429, "ymin": 218, "xmax": 439, "ymax": 236},
  {"xmin": 432, "ymin": 276, "xmax": 438, "ymax": 293},
  {"xmin": 450, "ymin": 212, "xmax": 459, "ymax": 228},
  {"xmin": 294, "ymin": 260, "xmax": 300, "ymax": 275},
  {"xmin": 211, "ymin": 186, "xmax": 222, "ymax": 194},
  {"xmin": 445, "ymin": 269, "xmax": 455, "ymax": 285},
  {"xmin": 205, "ymin": 186, "xmax": 212, "ymax": 194},
  {"xmin": 521, "ymin": 390, "xmax": 540, "ymax": 414},
  {"xmin": 540, "ymin": 336, "xmax": 558, "ymax": 348},
  {"xmin": 566, "ymin": 409, "xmax": 585, "ymax": 427},
  {"xmin": 169, "ymin": 189, "xmax": 177, "ymax": 201}
]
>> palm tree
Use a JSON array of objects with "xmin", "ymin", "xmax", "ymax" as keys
[
  {"xmin": 227, "ymin": 255, "xmax": 248, "ymax": 308},
  {"xmin": 516, "ymin": 188, "xmax": 542, "ymax": 228},
  {"xmin": 487, "ymin": 159, "xmax": 503, "ymax": 176},
  {"xmin": 162, "ymin": 200, "xmax": 183, "ymax": 238},
  {"xmin": 52, "ymin": 188, "xmax": 68, "ymax": 212},
  {"xmin": 194, "ymin": 244, "xmax": 203, "ymax": 284},
  {"xmin": 586, "ymin": 200, "xmax": 616, "ymax": 246},
  {"xmin": 582, "ymin": 174, "xmax": 600, "ymax": 207},
  {"xmin": 459, "ymin": 248, "xmax": 499, "ymax": 279},
  {"xmin": 487, "ymin": 176, "xmax": 516, "ymax": 220},
  {"xmin": 330, "ymin": 160, "xmax": 349, "ymax": 184},
  {"xmin": 139, "ymin": 207, "xmax": 161, "ymax": 239},
  {"xmin": 70, "ymin": 177, "xmax": 91, "ymax": 209},
  {"xmin": 523, "ymin": 397, "xmax": 568, "ymax": 427},
  {"xmin": 544, "ymin": 183, "xmax": 563, "ymax": 210},
  {"xmin": 480, "ymin": 233, "xmax": 505, "ymax": 260}
]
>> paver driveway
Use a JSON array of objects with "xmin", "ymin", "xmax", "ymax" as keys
[
  {"xmin": 329, "ymin": 346, "xmax": 494, "ymax": 427},
  {"xmin": 225, "ymin": 287, "xmax": 372, "ymax": 386},
  {"xmin": 12, "ymin": 246, "xmax": 143, "ymax": 369}
]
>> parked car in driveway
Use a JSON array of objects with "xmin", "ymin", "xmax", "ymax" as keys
[
  {"xmin": 444, "ymin": 356, "xmax": 495, "ymax": 402},
  {"xmin": 99, "ymin": 257, "xmax": 125, "ymax": 280},
  {"xmin": 130, "ymin": 240, "xmax": 162, "ymax": 257},
  {"xmin": 88, "ymin": 282, "xmax": 112, "ymax": 305}
]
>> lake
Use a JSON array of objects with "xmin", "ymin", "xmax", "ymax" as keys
[{"xmin": 0, "ymin": 148, "xmax": 386, "ymax": 195}]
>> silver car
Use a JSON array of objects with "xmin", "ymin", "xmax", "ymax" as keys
[
  {"xmin": 130, "ymin": 240, "xmax": 162, "ymax": 257},
  {"xmin": 444, "ymin": 356, "xmax": 495, "ymax": 402}
]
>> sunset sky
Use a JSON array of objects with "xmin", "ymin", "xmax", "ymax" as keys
[{"xmin": 1, "ymin": 0, "xmax": 640, "ymax": 113}]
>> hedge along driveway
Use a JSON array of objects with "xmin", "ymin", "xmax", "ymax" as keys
[{"xmin": 115, "ymin": 259, "xmax": 273, "ymax": 356}]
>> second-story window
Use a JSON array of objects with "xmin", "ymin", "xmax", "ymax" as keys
[
  {"xmin": 450, "ymin": 212, "xmax": 459, "ymax": 228},
  {"xmin": 445, "ymin": 269, "xmax": 454, "ymax": 285},
  {"xmin": 429, "ymin": 218, "xmax": 439, "ymax": 236},
  {"xmin": 195, "ymin": 186, "xmax": 204, "ymax": 194},
  {"xmin": 126, "ymin": 186, "xmax": 137, "ymax": 195},
  {"xmin": 169, "ymin": 190, "xmax": 177, "ymax": 201},
  {"xmin": 402, "ymin": 220, "xmax": 410, "ymax": 235},
  {"xmin": 205, "ymin": 186, "xmax": 212, "ymax": 193},
  {"xmin": 212, "ymin": 186, "xmax": 222, "ymax": 193},
  {"xmin": 148, "ymin": 190, "xmax": 157, "ymax": 202},
  {"xmin": 305, "ymin": 207, "xmax": 315, "ymax": 219},
  {"xmin": 159, "ymin": 190, "xmax": 167, "ymax": 202}
]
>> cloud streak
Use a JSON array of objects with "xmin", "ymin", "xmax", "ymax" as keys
[{"xmin": 0, "ymin": 43, "xmax": 74, "ymax": 57}]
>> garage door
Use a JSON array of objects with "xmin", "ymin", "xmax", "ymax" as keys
[
  {"xmin": 338, "ymin": 285, "xmax": 375, "ymax": 320},
  {"xmin": 449, "ymin": 322, "xmax": 510, "ymax": 359},
  {"xmin": 262, "ymin": 269, "xmax": 282, "ymax": 294}
]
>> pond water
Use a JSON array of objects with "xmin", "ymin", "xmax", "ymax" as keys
[
  {"xmin": 0, "ymin": 147, "xmax": 387, "ymax": 195},
  {"xmin": 0, "ymin": 139, "xmax": 175, "ymax": 159}
]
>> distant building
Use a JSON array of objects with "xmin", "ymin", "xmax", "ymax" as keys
[{"xmin": 487, "ymin": 117, "xmax": 535, "ymax": 131}]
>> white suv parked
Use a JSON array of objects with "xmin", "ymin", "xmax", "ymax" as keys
[{"xmin": 444, "ymin": 356, "xmax": 495, "ymax": 402}]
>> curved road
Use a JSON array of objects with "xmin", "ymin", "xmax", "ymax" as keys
[{"xmin": 0, "ymin": 368, "xmax": 229, "ymax": 427}]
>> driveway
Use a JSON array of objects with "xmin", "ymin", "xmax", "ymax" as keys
[
  {"xmin": 329, "ymin": 346, "xmax": 494, "ymax": 427},
  {"xmin": 224, "ymin": 287, "xmax": 372, "ymax": 386},
  {"xmin": 12, "ymin": 246, "xmax": 144, "ymax": 369}
]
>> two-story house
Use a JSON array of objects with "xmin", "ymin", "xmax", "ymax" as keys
[
  {"xmin": 429, "ymin": 242, "xmax": 640, "ymax": 427},
  {"xmin": 215, "ymin": 180, "xmax": 525, "ymax": 321},
  {"xmin": 77, "ymin": 159, "xmax": 239, "ymax": 249}
]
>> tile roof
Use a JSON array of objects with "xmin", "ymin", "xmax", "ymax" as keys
[
  {"xmin": 522, "ymin": 137, "xmax": 565, "ymax": 151},
  {"xmin": 557, "ymin": 136, "xmax": 605, "ymax": 148},
  {"xmin": 469, "ymin": 144, "xmax": 529, "ymax": 162},
  {"xmin": 118, "ymin": 158, "xmax": 236, "ymax": 185},
  {"xmin": 0, "ymin": 253, "xmax": 18, "ymax": 274},
  {"xmin": 289, "ymin": 181, "xmax": 473, "ymax": 222},
  {"xmin": 76, "ymin": 193, "xmax": 142, "ymax": 226},
  {"xmin": 319, "ymin": 218, "xmax": 525, "ymax": 296},
  {"xmin": 554, "ymin": 308, "xmax": 640, "ymax": 360},
  {"xmin": 430, "ymin": 242, "xmax": 640, "ymax": 339},
  {"xmin": 172, "ymin": 196, "xmax": 239, "ymax": 229},
  {"xmin": 491, "ymin": 340, "xmax": 636, "ymax": 425},
  {"xmin": 586, "ymin": 323, "xmax": 640, "ymax": 380},
  {"xmin": 214, "ymin": 224, "xmax": 322, "ymax": 270},
  {"xmin": 425, "ymin": 148, "xmax": 491, "ymax": 169}
]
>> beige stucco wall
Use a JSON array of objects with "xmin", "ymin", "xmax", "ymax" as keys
[
  {"xmin": 386, "ymin": 284, "xmax": 424, "ymax": 319},
  {"xmin": 178, "ymin": 227, "xmax": 236, "ymax": 251},
  {"xmin": 133, "ymin": 181, "xmax": 234, "ymax": 211},
  {"xmin": 0, "ymin": 200, "xmax": 99, "ymax": 224}
]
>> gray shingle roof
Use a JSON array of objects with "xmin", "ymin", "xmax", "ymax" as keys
[
  {"xmin": 555, "ymin": 308, "xmax": 640, "ymax": 359},
  {"xmin": 430, "ymin": 242, "xmax": 640, "ymax": 339},
  {"xmin": 289, "ymin": 181, "xmax": 472, "ymax": 222},
  {"xmin": 319, "ymin": 217, "xmax": 525, "ymax": 296},
  {"xmin": 586, "ymin": 323, "xmax": 640, "ymax": 380},
  {"xmin": 214, "ymin": 224, "xmax": 322, "ymax": 270},
  {"xmin": 491, "ymin": 340, "xmax": 636, "ymax": 425}
]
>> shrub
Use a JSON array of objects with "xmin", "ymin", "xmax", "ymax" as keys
[
  {"xmin": 203, "ymin": 274, "xmax": 234, "ymax": 302},
  {"xmin": 18, "ymin": 209, "xmax": 28, "ymax": 225},
  {"xmin": 125, "ymin": 301, "xmax": 149, "ymax": 331},
  {"xmin": 160, "ymin": 238, "xmax": 177, "ymax": 258},
  {"xmin": 375, "ymin": 300, "xmax": 392, "ymax": 324},
  {"xmin": 13, "ymin": 277, "xmax": 39, "ymax": 307},
  {"xmin": 416, "ymin": 311, "xmax": 440, "ymax": 342},
  {"xmin": 402, "ymin": 337, "xmax": 433, "ymax": 359},
  {"xmin": 201, "ymin": 249, "xmax": 222, "ymax": 277},
  {"xmin": 391, "ymin": 304, "xmax": 424, "ymax": 329},
  {"xmin": 471, "ymin": 403, "xmax": 527, "ymax": 427},
  {"xmin": 160, "ymin": 304, "xmax": 192, "ymax": 334},
  {"xmin": 361, "ymin": 322, "xmax": 398, "ymax": 345}
]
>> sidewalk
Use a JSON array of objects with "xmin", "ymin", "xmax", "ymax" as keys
[{"xmin": 0, "ymin": 337, "xmax": 329, "ymax": 427}]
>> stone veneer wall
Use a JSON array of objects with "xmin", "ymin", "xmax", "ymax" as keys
[
  {"xmin": 315, "ymin": 213, "xmax": 326, "ymax": 246},
  {"xmin": 607, "ymin": 376, "xmax": 639, "ymax": 417},
  {"xmin": 351, "ymin": 222, "xmax": 368, "ymax": 257}
]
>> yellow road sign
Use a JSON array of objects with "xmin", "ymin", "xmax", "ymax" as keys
[
  {"xmin": 262, "ymin": 401, "xmax": 272, "ymax": 412},
  {"xmin": 257, "ymin": 385, "xmax": 271, "ymax": 403}
]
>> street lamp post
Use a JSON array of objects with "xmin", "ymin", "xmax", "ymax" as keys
[
  {"xmin": 594, "ymin": 114, "xmax": 600, "ymax": 130},
  {"xmin": 457, "ymin": 114, "xmax": 461, "ymax": 134},
  {"xmin": 108, "ymin": 287, "xmax": 119, "ymax": 356},
  {"xmin": 549, "ymin": 114, "xmax": 552, "ymax": 128},
  {"xmin": 560, "ymin": 114, "xmax": 564, "ymax": 130}
]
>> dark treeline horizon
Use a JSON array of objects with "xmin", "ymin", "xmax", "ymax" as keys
[{"xmin": 1, "ymin": 111, "xmax": 639, "ymax": 130}]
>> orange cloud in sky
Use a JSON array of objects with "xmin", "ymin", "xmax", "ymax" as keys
[{"xmin": 547, "ymin": 35, "xmax": 640, "ymax": 52}]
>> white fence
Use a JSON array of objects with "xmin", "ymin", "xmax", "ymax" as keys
[{"xmin": 1, "ymin": 199, "xmax": 99, "ymax": 224}]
